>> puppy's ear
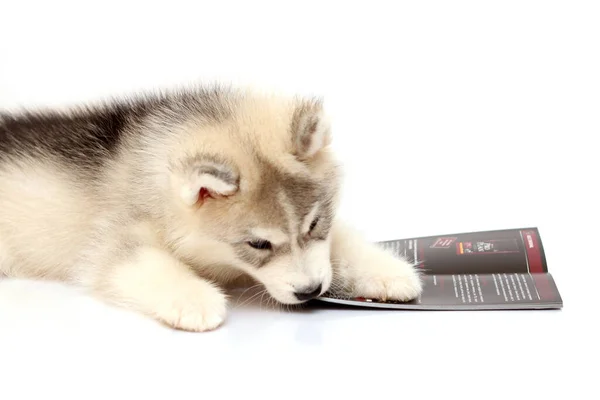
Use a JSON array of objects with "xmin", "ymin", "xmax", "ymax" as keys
[
  {"xmin": 172, "ymin": 156, "xmax": 240, "ymax": 207},
  {"xmin": 291, "ymin": 99, "xmax": 332, "ymax": 160}
]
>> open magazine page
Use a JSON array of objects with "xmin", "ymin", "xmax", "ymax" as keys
[
  {"xmin": 379, "ymin": 227, "xmax": 548, "ymax": 275},
  {"xmin": 317, "ymin": 227, "xmax": 563, "ymax": 310}
]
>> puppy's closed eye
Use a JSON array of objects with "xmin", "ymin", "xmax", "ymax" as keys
[
  {"xmin": 247, "ymin": 239, "xmax": 272, "ymax": 250},
  {"xmin": 309, "ymin": 217, "xmax": 319, "ymax": 233}
]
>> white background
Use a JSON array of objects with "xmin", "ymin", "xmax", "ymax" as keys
[{"xmin": 0, "ymin": 1, "xmax": 598, "ymax": 399}]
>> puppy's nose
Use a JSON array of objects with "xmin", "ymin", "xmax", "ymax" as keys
[{"xmin": 294, "ymin": 283, "xmax": 323, "ymax": 301}]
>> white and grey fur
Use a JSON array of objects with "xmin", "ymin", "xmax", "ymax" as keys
[{"xmin": 0, "ymin": 85, "xmax": 423, "ymax": 332}]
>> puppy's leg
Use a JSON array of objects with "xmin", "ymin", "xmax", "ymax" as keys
[
  {"xmin": 329, "ymin": 220, "xmax": 423, "ymax": 301},
  {"xmin": 94, "ymin": 246, "xmax": 227, "ymax": 332}
]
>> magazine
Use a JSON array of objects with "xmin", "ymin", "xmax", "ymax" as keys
[{"xmin": 317, "ymin": 227, "xmax": 563, "ymax": 310}]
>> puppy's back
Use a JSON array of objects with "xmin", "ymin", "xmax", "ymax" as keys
[{"xmin": 0, "ymin": 101, "xmax": 135, "ymax": 279}]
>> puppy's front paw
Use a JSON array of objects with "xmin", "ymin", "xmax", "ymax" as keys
[
  {"xmin": 349, "ymin": 254, "xmax": 423, "ymax": 302},
  {"xmin": 154, "ymin": 280, "xmax": 228, "ymax": 332}
]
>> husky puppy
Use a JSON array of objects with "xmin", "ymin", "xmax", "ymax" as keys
[{"xmin": 0, "ymin": 86, "xmax": 422, "ymax": 331}]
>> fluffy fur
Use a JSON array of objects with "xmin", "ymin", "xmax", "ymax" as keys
[{"xmin": 0, "ymin": 85, "xmax": 423, "ymax": 331}]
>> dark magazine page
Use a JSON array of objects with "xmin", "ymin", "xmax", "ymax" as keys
[
  {"xmin": 378, "ymin": 227, "xmax": 547, "ymax": 276},
  {"xmin": 317, "ymin": 227, "xmax": 562, "ymax": 310}
]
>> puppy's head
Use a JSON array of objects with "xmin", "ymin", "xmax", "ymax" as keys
[{"xmin": 168, "ymin": 92, "xmax": 340, "ymax": 304}]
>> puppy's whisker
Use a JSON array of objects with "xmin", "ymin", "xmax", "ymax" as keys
[
  {"xmin": 235, "ymin": 287, "xmax": 267, "ymax": 309},
  {"xmin": 233, "ymin": 283, "xmax": 263, "ymax": 307},
  {"xmin": 259, "ymin": 290, "xmax": 269, "ymax": 311}
]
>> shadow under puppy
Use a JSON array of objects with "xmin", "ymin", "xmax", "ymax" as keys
[{"xmin": 0, "ymin": 86, "xmax": 423, "ymax": 331}]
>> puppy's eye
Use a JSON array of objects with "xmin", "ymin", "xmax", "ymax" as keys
[
  {"xmin": 309, "ymin": 217, "xmax": 319, "ymax": 233},
  {"xmin": 247, "ymin": 239, "xmax": 272, "ymax": 250}
]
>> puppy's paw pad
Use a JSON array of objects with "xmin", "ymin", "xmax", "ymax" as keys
[
  {"xmin": 360, "ymin": 272, "xmax": 422, "ymax": 302},
  {"xmin": 156, "ymin": 283, "xmax": 228, "ymax": 332},
  {"xmin": 354, "ymin": 258, "xmax": 423, "ymax": 302}
]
